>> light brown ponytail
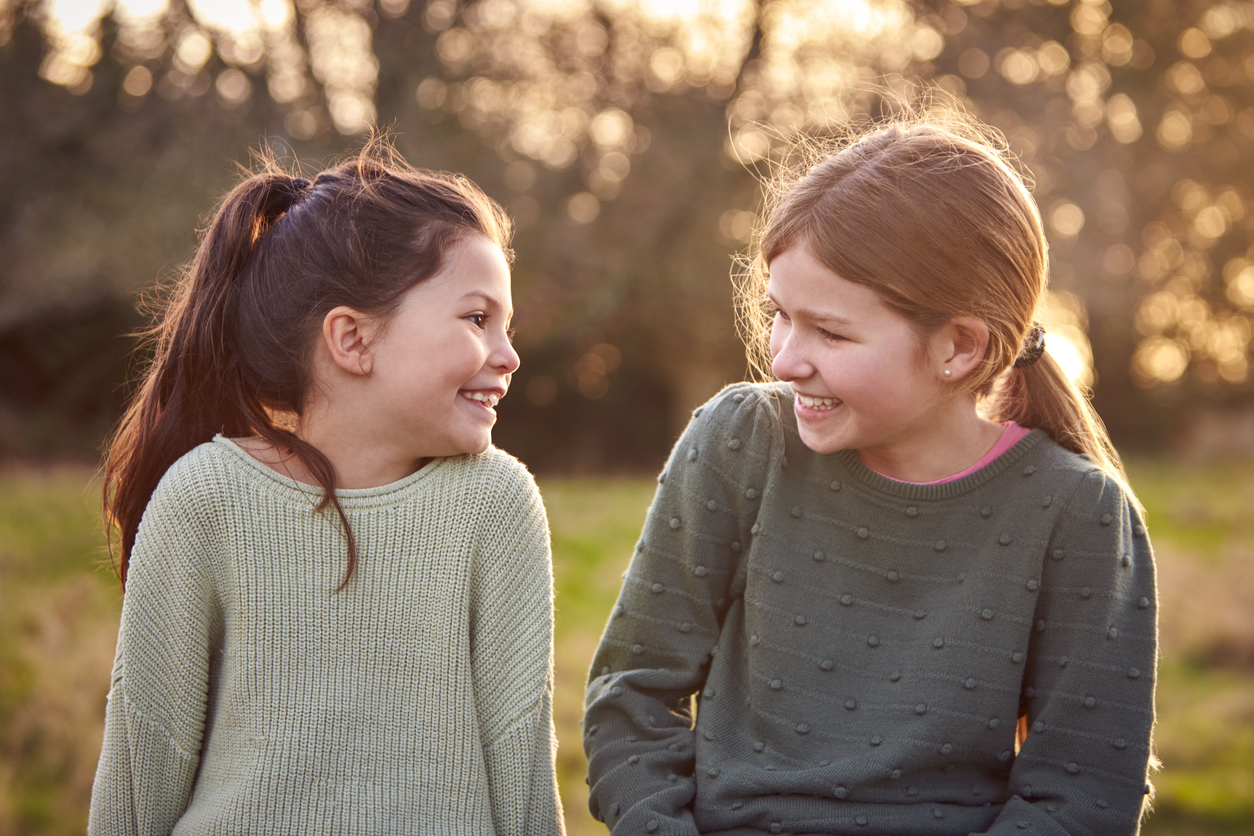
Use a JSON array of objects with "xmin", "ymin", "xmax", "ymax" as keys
[
  {"xmin": 104, "ymin": 141, "xmax": 512, "ymax": 589},
  {"xmin": 991, "ymin": 346, "xmax": 1132, "ymax": 495}
]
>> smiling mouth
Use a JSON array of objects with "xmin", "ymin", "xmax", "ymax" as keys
[
  {"xmin": 463, "ymin": 391, "xmax": 501, "ymax": 408},
  {"xmin": 797, "ymin": 394, "xmax": 841, "ymax": 410}
]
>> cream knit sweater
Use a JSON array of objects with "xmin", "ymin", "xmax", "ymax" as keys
[{"xmin": 89, "ymin": 437, "xmax": 564, "ymax": 835}]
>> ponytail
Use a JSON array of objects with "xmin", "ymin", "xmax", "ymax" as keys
[
  {"xmin": 104, "ymin": 141, "xmax": 511, "ymax": 590},
  {"xmin": 104, "ymin": 173, "xmax": 301, "ymax": 586},
  {"xmin": 989, "ymin": 335, "xmax": 1139, "ymax": 511}
]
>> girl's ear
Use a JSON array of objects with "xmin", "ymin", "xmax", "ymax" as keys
[
  {"xmin": 936, "ymin": 315, "xmax": 990, "ymax": 381},
  {"xmin": 322, "ymin": 306, "xmax": 376, "ymax": 377}
]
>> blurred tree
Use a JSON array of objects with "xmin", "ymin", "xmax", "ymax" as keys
[
  {"xmin": 3, "ymin": 0, "xmax": 1254, "ymax": 466},
  {"xmin": 0, "ymin": 1, "xmax": 351, "ymax": 454},
  {"xmin": 909, "ymin": 0, "xmax": 1254, "ymax": 443}
]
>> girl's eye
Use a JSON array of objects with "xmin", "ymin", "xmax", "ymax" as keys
[
  {"xmin": 818, "ymin": 328, "xmax": 845, "ymax": 341},
  {"xmin": 770, "ymin": 306, "xmax": 789, "ymax": 322},
  {"xmin": 466, "ymin": 313, "xmax": 487, "ymax": 328}
]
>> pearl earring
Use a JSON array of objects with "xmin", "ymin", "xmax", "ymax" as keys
[{"xmin": 943, "ymin": 370, "xmax": 952, "ymax": 377}]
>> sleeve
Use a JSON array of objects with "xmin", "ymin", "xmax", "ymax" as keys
[
  {"xmin": 88, "ymin": 465, "xmax": 222, "ymax": 836},
  {"xmin": 469, "ymin": 456, "xmax": 564, "ymax": 836},
  {"xmin": 981, "ymin": 468, "xmax": 1157, "ymax": 835},
  {"xmin": 583, "ymin": 385, "xmax": 778, "ymax": 835}
]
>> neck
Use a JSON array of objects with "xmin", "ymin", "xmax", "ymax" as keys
[
  {"xmin": 293, "ymin": 400, "xmax": 431, "ymax": 489},
  {"xmin": 855, "ymin": 396, "xmax": 1005, "ymax": 483},
  {"xmin": 237, "ymin": 399, "xmax": 430, "ymax": 491}
]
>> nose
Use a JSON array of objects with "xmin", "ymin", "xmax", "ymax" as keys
[
  {"xmin": 492, "ymin": 334, "xmax": 520, "ymax": 376},
  {"xmin": 770, "ymin": 322, "xmax": 811, "ymax": 383}
]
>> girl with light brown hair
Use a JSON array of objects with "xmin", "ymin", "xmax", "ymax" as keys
[{"xmin": 584, "ymin": 117, "xmax": 1156, "ymax": 835}]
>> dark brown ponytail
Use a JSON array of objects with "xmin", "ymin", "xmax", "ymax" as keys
[{"xmin": 104, "ymin": 140, "xmax": 511, "ymax": 590}]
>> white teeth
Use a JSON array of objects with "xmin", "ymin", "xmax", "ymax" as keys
[
  {"xmin": 798, "ymin": 394, "xmax": 839, "ymax": 409},
  {"xmin": 465, "ymin": 392, "xmax": 500, "ymax": 407}
]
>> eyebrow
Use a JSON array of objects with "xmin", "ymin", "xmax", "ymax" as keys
[
  {"xmin": 458, "ymin": 290, "xmax": 513, "ymax": 318},
  {"xmin": 766, "ymin": 291, "xmax": 853, "ymax": 327}
]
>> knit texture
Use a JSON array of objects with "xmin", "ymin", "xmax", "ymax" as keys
[
  {"xmin": 584, "ymin": 383, "xmax": 1157, "ymax": 836},
  {"xmin": 90, "ymin": 438, "xmax": 564, "ymax": 836}
]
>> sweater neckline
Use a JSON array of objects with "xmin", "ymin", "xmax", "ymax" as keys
[
  {"xmin": 211, "ymin": 435, "xmax": 451, "ymax": 507},
  {"xmin": 830, "ymin": 429, "xmax": 1050, "ymax": 501}
]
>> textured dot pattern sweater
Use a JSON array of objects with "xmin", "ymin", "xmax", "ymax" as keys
[
  {"xmin": 584, "ymin": 384, "xmax": 1156, "ymax": 836},
  {"xmin": 90, "ymin": 438, "xmax": 564, "ymax": 836}
]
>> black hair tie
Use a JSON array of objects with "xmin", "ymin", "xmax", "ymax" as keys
[{"xmin": 1014, "ymin": 324, "xmax": 1046, "ymax": 368}]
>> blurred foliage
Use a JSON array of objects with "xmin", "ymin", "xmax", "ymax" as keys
[
  {"xmin": 3, "ymin": 0, "xmax": 1254, "ymax": 468},
  {"xmin": 0, "ymin": 296, "xmax": 141, "ymax": 458}
]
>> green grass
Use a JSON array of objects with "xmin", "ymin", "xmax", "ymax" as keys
[
  {"xmin": 0, "ymin": 466, "xmax": 121, "ymax": 835},
  {"xmin": 543, "ymin": 478, "xmax": 658, "ymax": 836},
  {"xmin": 1149, "ymin": 660, "xmax": 1254, "ymax": 833},
  {"xmin": 1128, "ymin": 458, "xmax": 1254, "ymax": 562},
  {"xmin": 0, "ymin": 462, "xmax": 1251, "ymax": 835}
]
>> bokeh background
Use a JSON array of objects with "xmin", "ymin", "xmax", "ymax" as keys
[{"xmin": 1, "ymin": 0, "xmax": 1252, "ymax": 833}]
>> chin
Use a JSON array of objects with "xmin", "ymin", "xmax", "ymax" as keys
[
  {"xmin": 460, "ymin": 433, "xmax": 493, "ymax": 456},
  {"xmin": 797, "ymin": 426, "xmax": 843, "ymax": 456}
]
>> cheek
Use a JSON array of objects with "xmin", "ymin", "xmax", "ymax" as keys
[
  {"xmin": 813, "ymin": 346, "xmax": 884, "ymax": 391},
  {"xmin": 440, "ymin": 334, "xmax": 486, "ymax": 374}
]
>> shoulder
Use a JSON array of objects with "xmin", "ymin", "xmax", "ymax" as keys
[
  {"xmin": 650, "ymin": 382, "xmax": 791, "ymax": 504},
  {"xmin": 1027, "ymin": 433, "xmax": 1101, "ymax": 477},
  {"xmin": 450, "ymin": 447, "xmax": 546, "ymax": 527},
  {"xmin": 130, "ymin": 442, "xmax": 258, "ymax": 571},
  {"xmin": 128, "ymin": 443, "xmax": 241, "ymax": 590},
  {"xmin": 454, "ymin": 446, "xmax": 539, "ymax": 496},
  {"xmin": 695, "ymin": 381, "xmax": 787, "ymax": 421},
  {"xmin": 459, "ymin": 451, "xmax": 551, "ymax": 583},
  {"xmin": 1019, "ymin": 439, "xmax": 1151, "ymax": 566},
  {"xmin": 145, "ymin": 441, "xmax": 245, "ymax": 524},
  {"xmin": 160, "ymin": 439, "xmax": 234, "ymax": 484},
  {"xmin": 471, "ymin": 444, "xmax": 535, "ymax": 477},
  {"xmin": 1026, "ymin": 437, "xmax": 1136, "ymax": 514},
  {"xmin": 680, "ymin": 381, "xmax": 788, "ymax": 453}
]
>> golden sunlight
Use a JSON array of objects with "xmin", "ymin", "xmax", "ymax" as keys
[
  {"xmin": 186, "ymin": 0, "xmax": 255, "ymax": 36},
  {"xmin": 1038, "ymin": 290, "xmax": 1095, "ymax": 388},
  {"xmin": 48, "ymin": 0, "xmax": 109, "ymax": 33}
]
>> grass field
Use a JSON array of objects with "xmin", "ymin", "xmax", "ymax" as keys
[{"xmin": 0, "ymin": 460, "xmax": 1251, "ymax": 834}]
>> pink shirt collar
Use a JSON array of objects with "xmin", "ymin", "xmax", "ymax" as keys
[{"xmin": 874, "ymin": 422, "xmax": 1032, "ymax": 485}]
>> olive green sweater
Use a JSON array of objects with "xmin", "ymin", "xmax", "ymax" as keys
[
  {"xmin": 90, "ymin": 438, "xmax": 563, "ymax": 836},
  {"xmin": 584, "ymin": 384, "xmax": 1156, "ymax": 835}
]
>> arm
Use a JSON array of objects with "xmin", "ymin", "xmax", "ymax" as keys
[
  {"xmin": 982, "ymin": 469, "xmax": 1157, "ymax": 835},
  {"xmin": 470, "ymin": 456, "xmax": 564, "ymax": 836},
  {"xmin": 88, "ymin": 466, "xmax": 222, "ymax": 835},
  {"xmin": 584, "ymin": 386, "xmax": 776, "ymax": 835}
]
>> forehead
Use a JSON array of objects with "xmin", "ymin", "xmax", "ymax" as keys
[
  {"xmin": 419, "ymin": 236, "xmax": 513, "ymax": 304},
  {"xmin": 767, "ymin": 245, "xmax": 891, "ymax": 320}
]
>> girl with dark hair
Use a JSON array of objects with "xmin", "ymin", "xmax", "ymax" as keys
[
  {"xmin": 583, "ymin": 117, "xmax": 1157, "ymax": 835},
  {"xmin": 90, "ymin": 144, "xmax": 564, "ymax": 835}
]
